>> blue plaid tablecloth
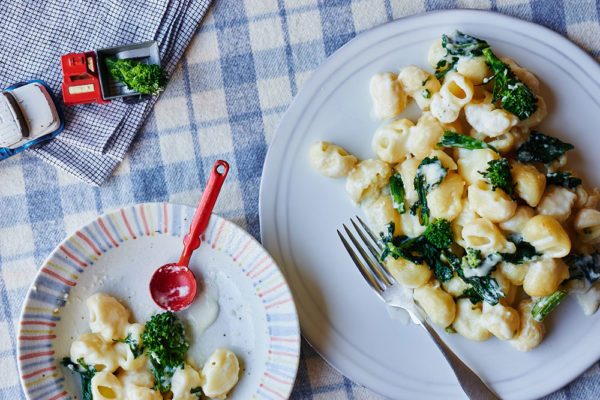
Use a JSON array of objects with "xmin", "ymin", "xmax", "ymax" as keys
[{"xmin": 2, "ymin": 0, "xmax": 600, "ymax": 399}]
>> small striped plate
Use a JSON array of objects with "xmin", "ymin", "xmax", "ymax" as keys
[{"xmin": 17, "ymin": 203, "xmax": 300, "ymax": 400}]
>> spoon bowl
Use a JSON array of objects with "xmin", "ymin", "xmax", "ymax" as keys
[{"xmin": 149, "ymin": 160, "xmax": 229, "ymax": 311}]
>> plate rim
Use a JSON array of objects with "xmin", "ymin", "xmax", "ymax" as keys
[
  {"xmin": 259, "ymin": 8, "xmax": 600, "ymax": 400},
  {"xmin": 17, "ymin": 202, "xmax": 301, "ymax": 400}
]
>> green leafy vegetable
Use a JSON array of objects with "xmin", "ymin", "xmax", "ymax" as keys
[
  {"xmin": 482, "ymin": 47, "xmax": 538, "ymax": 120},
  {"xmin": 501, "ymin": 234, "xmax": 540, "ymax": 264},
  {"xmin": 466, "ymin": 275, "xmax": 504, "ymax": 305},
  {"xmin": 389, "ymin": 174, "xmax": 406, "ymax": 214},
  {"xmin": 434, "ymin": 31, "xmax": 490, "ymax": 79},
  {"xmin": 565, "ymin": 252, "xmax": 600, "ymax": 285},
  {"xmin": 106, "ymin": 58, "xmax": 168, "ymax": 95},
  {"xmin": 114, "ymin": 333, "xmax": 144, "ymax": 358},
  {"xmin": 437, "ymin": 131, "xmax": 498, "ymax": 153},
  {"xmin": 60, "ymin": 357, "xmax": 96, "ymax": 400},
  {"xmin": 460, "ymin": 287, "xmax": 484, "ymax": 305},
  {"xmin": 423, "ymin": 219, "xmax": 453, "ymax": 249},
  {"xmin": 379, "ymin": 222, "xmax": 454, "ymax": 282},
  {"xmin": 456, "ymin": 249, "xmax": 504, "ymax": 305},
  {"xmin": 421, "ymin": 89, "xmax": 431, "ymax": 99},
  {"xmin": 141, "ymin": 311, "xmax": 190, "ymax": 392},
  {"xmin": 411, "ymin": 156, "xmax": 447, "ymax": 226},
  {"xmin": 479, "ymin": 158, "xmax": 515, "ymax": 198},
  {"xmin": 546, "ymin": 171, "xmax": 582, "ymax": 189},
  {"xmin": 461, "ymin": 248, "xmax": 483, "ymax": 270},
  {"xmin": 516, "ymin": 131, "xmax": 574, "ymax": 164},
  {"xmin": 531, "ymin": 290, "xmax": 567, "ymax": 322}
]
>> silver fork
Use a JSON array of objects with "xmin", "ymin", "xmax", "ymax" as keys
[{"xmin": 337, "ymin": 216, "xmax": 501, "ymax": 400}]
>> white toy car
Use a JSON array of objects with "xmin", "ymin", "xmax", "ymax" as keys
[{"xmin": 0, "ymin": 80, "xmax": 63, "ymax": 160}]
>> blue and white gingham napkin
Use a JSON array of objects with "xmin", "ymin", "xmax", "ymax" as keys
[{"xmin": 0, "ymin": 0, "xmax": 212, "ymax": 186}]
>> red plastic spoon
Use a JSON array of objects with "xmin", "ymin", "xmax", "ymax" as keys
[{"xmin": 150, "ymin": 160, "xmax": 229, "ymax": 311}]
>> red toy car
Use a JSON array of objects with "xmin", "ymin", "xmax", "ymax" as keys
[{"xmin": 60, "ymin": 52, "xmax": 109, "ymax": 106}]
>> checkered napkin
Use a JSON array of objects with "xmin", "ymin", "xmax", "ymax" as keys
[{"xmin": 0, "ymin": 0, "xmax": 212, "ymax": 186}]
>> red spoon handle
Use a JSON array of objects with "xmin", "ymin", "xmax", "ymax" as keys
[{"xmin": 178, "ymin": 160, "xmax": 229, "ymax": 266}]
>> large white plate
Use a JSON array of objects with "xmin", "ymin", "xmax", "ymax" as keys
[
  {"xmin": 259, "ymin": 9, "xmax": 600, "ymax": 400},
  {"xmin": 17, "ymin": 203, "xmax": 300, "ymax": 400}
]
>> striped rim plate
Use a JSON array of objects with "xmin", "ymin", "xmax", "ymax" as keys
[{"xmin": 17, "ymin": 202, "xmax": 300, "ymax": 400}]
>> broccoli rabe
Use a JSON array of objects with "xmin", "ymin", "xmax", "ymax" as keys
[
  {"xmin": 379, "ymin": 222, "xmax": 454, "ymax": 282},
  {"xmin": 434, "ymin": 31, "xmax": 489, "ymax": 79},
  {"xmin": 531, "ymin": 290, "xmax": 567, "ymax": 322},
  {"xmin": 546, "ymin": 171, "xmax": 582, "ymax": 189},
  {"xmin": 565, "ymin": 252, "xmax": 600, "ymax": 286},
  {"xmin": 411, "ymin": 157, "xmax": 447, "ymax": 226},
  {"xmin": 423, "ymin": 219, "xmax": 453, "ymax": 249},
  {"xmin": 389, "ymin": 174, "xmax": 406, "ymax": 214},
  {"xmin": 516, "ymin": 131, "xmax": 574, "ymax": 164},
  {"xmin": 106, "ymin": 58, "xmax": 168, "ymax": 95},
  {"xmin": 437, "ymin": 131, "xmax": 499, "ymax": 153},
  {"xmin": 463, "ymin": 274, "xmax": 505, "ymax": 305},
  {"xmin": 141, "ymin": 311, "xmax": 190, "ymax": 392},
  {"xmin": 482, "ymin": 47, "xmax": 538, "ymax": 120},
  {"xmin": 461, "ymin": 248, "xmax": 482, "ymax": 270},
  {"xmin": 114, "ymin": 332, "xmax": 144, "ymax": 358},
  {"xmin": 457, "ymin": 248, "xmax": 505, "ymax": 305},
  {"xmin": 479, "ymin": 158, "xmax": 515, "ymax": 198},
  {"xmin": 500, "ymin": 234, "xmax": 540, "ymax": 264},
  {"xmin": 60, "ymin": 357, "xmax": 95, "ymax": 400}
]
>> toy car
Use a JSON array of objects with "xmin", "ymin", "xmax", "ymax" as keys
[
  {"xmin": 0, "ymin": 80, "xmax": 64, "ymax": 161},
  {"xmin": 61, "ymin": 41, "xmax": 160, "ymax": 105}
]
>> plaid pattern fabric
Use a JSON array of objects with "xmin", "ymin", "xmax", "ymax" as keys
[
  {"xmin": 0, "ymin": 0, "xmax": 211, "ymax": 186},
  {"xmin": 1, "ymin": 0, "xmax": 600, "ymax": 399}
]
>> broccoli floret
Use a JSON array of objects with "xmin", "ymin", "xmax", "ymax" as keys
[
  {"xmin": 482, "ymin": 47, "xmax": 538, "ymax": 120},
  {"xmin": 461, "ymin": 248, "xmax": 482, "ymax": 270},
  {"xmin": 479, "ymin": 158, "xmax": 515, "ymax": 198},
  {"xmin": 411, "ymin": 157, "xmax": 447, "ymax": 226},
  {"xmin": 437, "ymin": 131, "xmax": 498, "ymax": 153},
  {"xmin": 457, "ymin": 249, "xmax": 505, "ymax": 305},
  {"xmin": 516, "ymin": 131, "xmax": 574, "ymax": 164},
  {"xmin": 546, "ymin": 171, "xmax": 582, "ymax": 189},
  {"xmin": 141, "ymin": 312, "xmax": 190, "ymax": 392},
  {"xmin": 60, "ymin": 357, "xmax": 95, "ymax": 400},
  {"xmin": 389, "ymin": 174, "xmax": 406, "ymax": 214},
  {"xmin": 434, "ymin": 31, "xmax": 490, "ymax": 79},
  {"xmin": 106, "ymin": 58, "xmax": 168, "ymax": 95},
  {"xmin": 423, "ymin": 219, "xmax": 453, "ymax": 249}
]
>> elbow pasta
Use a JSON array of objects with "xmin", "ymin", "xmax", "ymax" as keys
[
  {"xmin": 467, "ymin": 180, "xmax": 517, "ymax": 223},
  {"xmin": 66, "ymin": 294, "xmax": 240, "ymax": 399},
  {"xmin": 536, "ymin": 186, "xmax": 577, "ymax": 223},
  {"xmin": 398, "ymin": 65, "xmax": 441, "ymax": 110},
  {"xmin": 309, "ymin": 33, "xmax": 600, "ymax": 350},
  {"xmin": 371, "ymin": 118, "xmax": 413, "ymax": 163},
  {"xmin": 510, "ymin": 161, "xmax": 546, "ymax": 207},
  {"xmin": 369, "ymin": 72, "xmax": 408, "ymax": 119},
  {"xmin": 309, "ymin": 141, "xmax": 357, "ymax": 178}
]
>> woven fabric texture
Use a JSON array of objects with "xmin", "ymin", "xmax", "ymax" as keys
[
  {"xmin": 1, "ymin": 0, "xmax": 600, "ymax": 399},
  {"xmin": 0, "ymin": 0, "xmax": 212, "ymax": 185}
]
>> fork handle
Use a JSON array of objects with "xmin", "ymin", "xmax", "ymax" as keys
[{"xmin": 421, "ymin": 321, "xmax": 501, "ymax": 400}]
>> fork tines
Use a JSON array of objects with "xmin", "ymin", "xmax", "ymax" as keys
[{"xmin": 337, "ymin": 216, "xmax": 395, "ymax": 294}]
